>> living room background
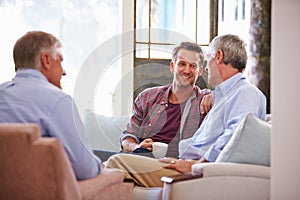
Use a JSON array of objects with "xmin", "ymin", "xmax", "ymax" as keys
[{"xmin": 0, "ymin": 0, "xmax": 254, "ymax": 117}]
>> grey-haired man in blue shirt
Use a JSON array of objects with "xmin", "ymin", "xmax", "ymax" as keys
[{"xmin": 0, "ymin": 31, "xmax": 101, "ymax": 180}]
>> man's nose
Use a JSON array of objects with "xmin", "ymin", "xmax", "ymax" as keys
[{"xmin": 183, "ymin": 64, "xmax": 193, "ymax": 71}]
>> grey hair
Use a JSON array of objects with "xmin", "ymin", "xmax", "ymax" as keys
[
  {"xmin": 13, "ymin": 31, "xmax": 62, "ymax": 71},
  {"xmin": 209, "ymin": 34, "xmax": 247, "ymax": 71}
]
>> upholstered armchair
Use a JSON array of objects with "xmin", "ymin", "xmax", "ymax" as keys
[{"xmin": 0, "ymin": 123, "xmax": 133, "ymax": 200}]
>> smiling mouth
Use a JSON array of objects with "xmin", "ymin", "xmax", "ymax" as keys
[{"xmin": 181, "ymin": 75, "xmax": 192, "ymax": 81}]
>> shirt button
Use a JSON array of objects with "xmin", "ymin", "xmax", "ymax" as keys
[
  {"xmin": 148, "ymin": 123, "xmax": 152, "ymax": 127},
  {"xmin": 158, "ymin": 110, "xmax": 160, "ymax": 113}
]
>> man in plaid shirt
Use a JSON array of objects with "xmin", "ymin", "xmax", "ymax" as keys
[{"xmin": 120, "ymin": 42, "xmax": 212, "ymax": 158}]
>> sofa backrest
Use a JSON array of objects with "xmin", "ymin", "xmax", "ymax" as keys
[
  {"xmin": 0, "ymin": 123, "xmax": 81, "ymax": 200},
  {"xmin": 84, "ymin": 109, "xmax": 130, "ymax": 152}
]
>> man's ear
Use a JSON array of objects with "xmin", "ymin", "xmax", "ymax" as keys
[
  {"xmin": 215, "ymin": 50, "xmax": 224, "ymax": 64},
  {"xmin": 40, "ymin": 53, "xmax": 51, "ymax": 70},
  {"xmin": 170, "ymin": 60, "xmax": 175, "ymax": 73}
]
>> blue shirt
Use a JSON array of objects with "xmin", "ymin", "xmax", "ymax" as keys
[
  {"xmin": 0, "ymin": 69, "xmax": 101, "ymax": 180},
  {"xmin": 179, "ymin": 73, "xmax": 267, "ymax": 161}
]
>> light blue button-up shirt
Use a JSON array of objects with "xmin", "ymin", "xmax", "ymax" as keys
[
  {"xmin": 0, "ymin": 69, "xmax": 101, "ymax": 180},
  {"xmin": 179, "ymin": 73, "xmax": 266, "ymax": 161}
]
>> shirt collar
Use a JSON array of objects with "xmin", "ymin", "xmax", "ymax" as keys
[
  {"xmin": 161, "ymin": 84, "xmax": 198, "ymax": 105},
  {"xmin": 14, "ymin": 68, "xmax": 48, "ymax": 82},
  {"xmin": 213, "ymin": 72, "xmax": 245, "ymax": 103}
]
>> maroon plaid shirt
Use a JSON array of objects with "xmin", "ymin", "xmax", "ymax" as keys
[{"xmin": 120, "ymin": 84, "xmax": 209, "ymax": 156}]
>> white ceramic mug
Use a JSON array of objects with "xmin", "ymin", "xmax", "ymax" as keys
[{"xmin": 152, "ymin": 142, "xmax": 168, "ymax": 159}]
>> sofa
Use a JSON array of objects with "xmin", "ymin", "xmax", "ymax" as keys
[
  {"xmin": 0, "ymin": 123, "xmax": 133, "ymax": 200},
  {"xmin": 84, "ymin": 109, "xmax": 164, "ymax": 199},
  {"xmin": 84, "ymin": 109, "xmax": 130, "ymax": 161},
  {"xmin": 84, "ymin": 110, "xmax": 271, "ymax": 200}
]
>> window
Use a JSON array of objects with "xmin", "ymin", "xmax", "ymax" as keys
[
  {"xmin": 135, "ymin": 0, "xmax": 211, "ymax": 60},
  {"xmin": 218, "ymin": 0, "xmax": 250, "ymax": 43},
  {"xmin": 0, "ymin": 0, "xmax": 250, "ymax": 116},
  {"xmin": 133, "ymin": 0, "xmax": 250, "ymax": 98},
  {"xmin": 134, "ymin": 0, "xmax": 250, "ymax": 59},
  {"xmin": 0, "ymin": 0, "xmax": 123, "ymax": 116},
  {"xmin": 133, "ymin": 0, "xmax": 214, "ymax": 98}
]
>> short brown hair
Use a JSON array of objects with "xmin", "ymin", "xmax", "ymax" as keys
[{"xmin": 172, "ymin": 42, "xmax": 204, "ymax": 66}]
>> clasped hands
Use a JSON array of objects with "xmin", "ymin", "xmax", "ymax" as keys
[{"xmin": 138, "ymin": 138, "xmax": 153, "ymax": 151}]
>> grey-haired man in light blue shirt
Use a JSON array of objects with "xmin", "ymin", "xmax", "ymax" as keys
[{"xmin": 0, "ymin": 31, "xmax": 101, "ymax": 180}]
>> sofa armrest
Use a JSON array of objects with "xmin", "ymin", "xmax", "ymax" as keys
[
  {"xmin": 192, "ymin": 162, "xmax": 270, "ymax": 179},
  {"xmin": 78, "ymin": 168, "xmax": 127, "ymax": 199},
  {"xmin": 161, "ymin": 163, "xmax": 270, "ymax": 200},
  {"xmin": 161, "ymin": 162, "xmax": 270, "ymax": 185},
  {"xmin": 161, "ymin": 172, "xmax": 203, "ymax": 184}
]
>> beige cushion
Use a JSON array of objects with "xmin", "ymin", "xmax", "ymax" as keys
[{"xmin": 133, "ymin": 187, "xmax": 162, "ymax": 200}]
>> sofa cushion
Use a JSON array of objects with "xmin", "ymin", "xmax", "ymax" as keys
[
  {"xmin": 84, "ymin": 109, "xmax": 130, "ymax": 152},
  {"xmin": 133, "ymin": 187, "xmax": 162, "ymax": 200},
  {"xmin": 216, "ymin": 113, "xmax": 271, "ymax": 166}
]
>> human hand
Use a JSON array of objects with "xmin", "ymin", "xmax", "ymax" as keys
[
  {"xmin": 159, "ymin": 158, "xmax": 194, "ymax": 173},
  {"xmin": 200, "ymin": 93, "xmax": 213, "ymax": 114},
  {"xmin": 121, "ymin": 137, "xmax": 139, "ymax": 152},
  {"xmin": 138, "ymin": 138, "xmax": 153, "ymax": 151},
  {"xmin": 159, "ymin": 157, "xmax": 175, "ymax": 164}
]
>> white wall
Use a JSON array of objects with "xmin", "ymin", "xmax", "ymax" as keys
[{"xmin": 271, "ymin": 0, "xmax": 300, "ymax": 199}]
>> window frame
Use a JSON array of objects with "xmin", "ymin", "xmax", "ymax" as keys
[{"xmin": 133, "ymin": 0, "xmax": 219, "ymax": 61}]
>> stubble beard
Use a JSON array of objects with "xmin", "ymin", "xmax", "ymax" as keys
[{"xmin": 177, "ymin": 76, "xmax": 195, "ymax": 89}]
